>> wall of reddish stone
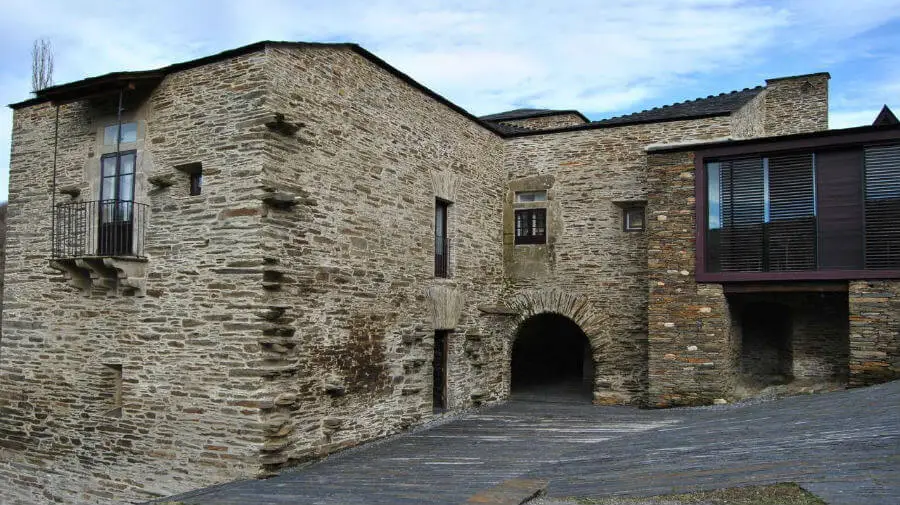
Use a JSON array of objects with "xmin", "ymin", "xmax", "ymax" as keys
[
  {"xmin": 849, "ymin": 281, "xmax": 900, "ymax": 386},
  {"xmin": 645, "ymin": 150, "xmax": 737, "ymax": 406}
]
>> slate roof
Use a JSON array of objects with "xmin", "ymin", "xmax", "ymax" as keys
[
  {"xmin": 479, "ymin": 108, "xmax": 589, "ymax": 122},
  {"xmin": 874, "ymin": 105, "xmax": 899, "ymax": 126},
  {"xmin": 11, "ymin": 40, "xmax": 779, "ymax": 139},
  {"xmin": 594, "ymin": 86, "xmax": 764, "ymax": 126},
  {"xmin": 480, "ymin": 86, "xmax": 766, "ymax": 136}
]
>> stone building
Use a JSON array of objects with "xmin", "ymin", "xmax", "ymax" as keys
[{"xmin": 1, "ymin": 41, "xmax": 898, "ymax": 504}]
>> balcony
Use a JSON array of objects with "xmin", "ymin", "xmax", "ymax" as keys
[
  {"xmin": 435, "ymin": 235, "xmax": 451, "ymax": 278},
  {"xmin": 50, "ymin": 200, "xmax": 149, "ymax": 296}
]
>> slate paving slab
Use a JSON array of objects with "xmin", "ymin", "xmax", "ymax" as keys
[{"xmin": 157, "ymin": 381, "xmax": 899, "ymax": 505}]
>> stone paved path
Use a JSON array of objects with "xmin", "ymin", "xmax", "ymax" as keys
[{"xmin": 160, "ymin": 381, "xmax": 899, "ymax": 505}]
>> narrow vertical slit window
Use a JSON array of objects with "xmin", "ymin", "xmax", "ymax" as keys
[
  {"xmin": 190, "ymin": 172, "xmax": 203, "ymax": 196},
  {"xmin": 434, "ymin": 199, "xmax": 450, "ymax": 278}
]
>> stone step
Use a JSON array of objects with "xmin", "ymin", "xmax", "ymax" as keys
[{"xmin": 464, "ymin": 478, "xmax": 548, "ymax": 505}]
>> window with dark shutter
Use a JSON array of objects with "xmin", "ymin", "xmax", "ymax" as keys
[
  {"xmin": 514, "ymin": 208, "xmax": 547, "ymax": 244},
  {"xmin": 864, "ymin": 144, "xmax": 900, "ymax": 269},
  {"xmin": 715, "ymin": 157, "xmax": 766, "ymax": 272},
  {"xmin": 816, "ymin": 149, "xmax": 864, "ymax": 270},
  {"xmin": 700, "ymin": 138, "xmax": 900, "ymax": 281},
  {"xmin": 767, "ymin": 153, "xmax": 816, "ymax": 271}
]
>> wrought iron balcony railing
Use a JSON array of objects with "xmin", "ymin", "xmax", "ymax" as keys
[
  {"xmin": 52, "ymin": 200, "xmax": 148, "ymax": 259},
  {"xmin": 435, "ymin": 235, "xmax": 451, "ymax": 278}
]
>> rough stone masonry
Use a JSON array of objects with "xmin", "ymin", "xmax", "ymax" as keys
[{"xmin": 0, "ymin": 41, "xmax": 896, "ymax": 505}]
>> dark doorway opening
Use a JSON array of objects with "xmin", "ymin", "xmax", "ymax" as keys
[
  {"xmin": 739, "ymin": 302, "xmax": 793, "ymax": 386},
  {"xmin": 433, "ymin": 330, "xmax": 449, "ymax": 412},
  {"xmin": 511, "ymin": 313, "xmax": 592, "ymax": 401}
]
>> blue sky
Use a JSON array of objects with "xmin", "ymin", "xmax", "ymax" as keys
[{"xmin": 1, "ymin": 0, "xmax": 899, "ymax": 202}]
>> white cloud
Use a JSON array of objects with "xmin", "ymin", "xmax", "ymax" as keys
[
  {"xmin": 830, "ymin": 109, "xmax": 879, "ymax": 129},
  {"xmin": 1, "ymin": 1, "xmax": 900, "ymax": 200}
]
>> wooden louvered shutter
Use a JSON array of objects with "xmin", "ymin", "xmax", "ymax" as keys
[
  {"xmin": 865, "ymin": 145, "xmax": 900, "ymax": 269},
  {"xmin": 719, "ymin": 157, "xmax": 765, "ymax": 272},
  {"xmin": 816, "ymin": 149, "xmax": 864, "ymax": 270},
  {"xmin": 767, "ymin": 154, "xmax": 817, "ymax": 271}
]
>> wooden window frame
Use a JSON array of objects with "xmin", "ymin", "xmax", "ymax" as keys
[
  {"xmin": 514, "ymin": 208, "xmax": 547, "ymax": 245},
  {"xmin": 693, "ymin": 128, "xmax": 900, "ymax": 282},
  {"xmin": 623, "ymin": 206, "xmax": 645, "ymax": 232},
  {"xmin": 435, "ymin": 198, "xmax": 450, "ymax": 278}
]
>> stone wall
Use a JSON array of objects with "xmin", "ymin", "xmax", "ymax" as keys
[
  {"xmin": 763, "ymin": 73, "xmax": 829, "ymax": 135},
  {"xmin": 728, "ymin": 292, "xmax": 849, "ymax": 385},
  {"xmin": 645, "ymin": 149, "xmax": 736, "ymax": 406},
  {"xmin": 254, "ymin": 45, "xmax": 508, "ymax": 472},
  {"xmin": 504, "ymin": 117, "xmax": 732, "ymax": 405},
  {"xmin": 730, "ymin": 90, "xmax": 765, "ymax": 139},
  {"xmin": 0, "ymin": 52, "xmax": 275, "ymax": 504},
  {"xmin": 849, "ymin": 281, "xmax": 900, "ymax": 386},
  {"xmin": 499, "ymin": 113, "xmax": 587, "ymax": 131}
]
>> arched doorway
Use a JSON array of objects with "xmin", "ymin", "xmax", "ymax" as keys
[{"xmin": 511, "ymin": 312, "xmax": 593, "ymax": 400}]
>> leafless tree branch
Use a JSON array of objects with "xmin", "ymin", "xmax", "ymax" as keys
[{"xmin": 31, "ymin": 38, "xmax": 54, "ymax": 92}]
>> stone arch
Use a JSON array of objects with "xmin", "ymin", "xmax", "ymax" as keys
[
  {"xmin": 507, "ymin": 289, "xmax": 607, "ymax": 341},
  {"xmin": 505, "ymin": 290, "xmax": 609, "ymax": 400}
]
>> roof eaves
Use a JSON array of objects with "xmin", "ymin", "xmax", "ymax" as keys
[
  {"xmin": 504, "ymin": 111, "xmax": 732, "ymax": 138},
  {"xmin": 482, "ymin": 109, "xmax": 589, "ymax": 123},
  {"xmin": 9, "ymin": 40, "xmax": 504, "ymax": 138},
  {"xmin": 342, "ymin": 45, "xmax": 501, "ymax": 137},
  {"xmin": 647, "ymin": 123, "xmax": 900, "ymax": 154}
]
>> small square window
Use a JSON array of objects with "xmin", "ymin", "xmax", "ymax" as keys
[
  {"xmin": 515, "ymin": 191, "xmax": 547, "ymax": 203},
  {"xmin": 515, "ymin": 208, "xmax": 547, "ymax": 244},
  {"xmin": 103, "ymin": 123, "xmax": 138, "ymax": 145},
  {"xmin": 190, "ymin": 172, "xmax": 203, "ymax": 196},
  {"xmin": 624, "ymin": 207, "xmax": 645, "ymax": 232}
]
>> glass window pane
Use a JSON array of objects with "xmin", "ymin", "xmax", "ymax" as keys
[
  {"xmin": 516, "ymin": 191, "xmax": 547, "ymax": 203},
  {"xmin": 101, "ymin": 177, "xmax": 116, "ymax": 201},
  {"xmin": 707, "ymin": 162, "xmax": 720, "ymax": 230},
  {"xmin": 102, "ymin": 156, "xmax": 117, "ymax": 177},
  {"xmin": 118, "ymin": 200, "xmax": 133, "ymax": 221},
  {"xmin": 627, "ymin": 208, "xmax": 644, "ymax": 229},
  {"xmin": 103, "ymin": 125, "xmax": 118, "ymax": 145},
  {"xmin": 119, "ymin": 153, "xmax": 135, "ymax": 175},
  {"xmin": 103, "ymin": 123, "xmax": 137, "ymax": 145},
  {"xmin": 100, "ymin": 200, "xmax": 115, "ymax": 223},
  {"xmin": 120, "ymin": 123, "xmax": 137, "ymax": 143},
  {"xmin": 118, "ymin": 174, "xmax": 134, "ymax": 201}
]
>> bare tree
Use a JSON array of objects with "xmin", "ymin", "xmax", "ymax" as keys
[{"xmin": 31, "ymin": 38, "xmax": 54, "ymax": 92}]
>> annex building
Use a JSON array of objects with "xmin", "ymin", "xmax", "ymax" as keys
[{"xmin": 1, "ymin": 41, "xmax": 898, "ymax": 504}]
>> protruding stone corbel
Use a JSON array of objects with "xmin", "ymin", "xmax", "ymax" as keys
[
  {"xmin": 265, "ymin": 113, "xmax": 303, "ymax": 136},
  {"xmin": 58, "ymin": 185, "xmax": 81, "ymax": 198},
  {"xmin": 148, "ymin": 174, "xmax": 174, "ymax": 188},
  {"xmin": 262, "ymin": 192, "xmax": 299, "ymax": 209}
]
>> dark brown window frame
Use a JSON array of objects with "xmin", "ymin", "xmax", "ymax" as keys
[
  {"xmin": 189, "ymin": 172, "xmax": 203, "ymax": 196},
  {"xmin": 514, "ymin": 208, "xmax": 547, "ymax": 244},
  {"xmin": 435, "ymin": 198, "xmax": 450, "ymax": 278},
  {"xmin": 623, "ymin": 206, "xmax": 645, "ymax": 232},
  {"xmin": 694, "ymin": 127, "xmax": 900, "ymax": 282}
]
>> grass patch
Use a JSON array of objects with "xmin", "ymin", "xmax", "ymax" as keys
[{"xmin": 561, "ymin": 482, "xmax": 827, "ymax": 505}]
